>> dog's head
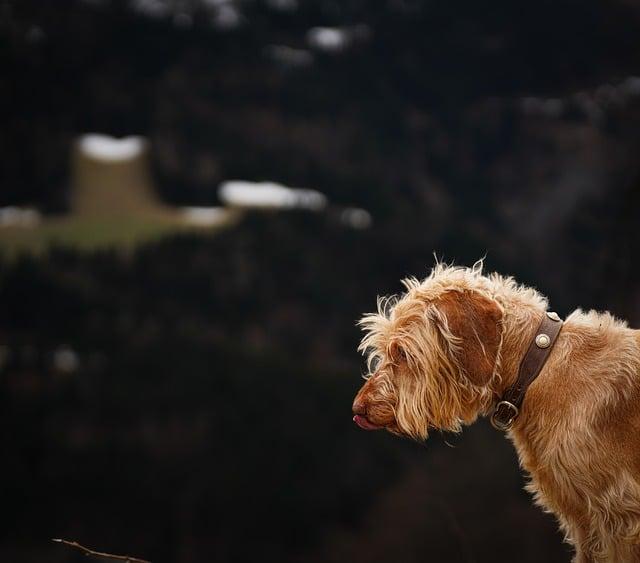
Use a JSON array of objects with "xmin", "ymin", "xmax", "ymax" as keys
[{"xmin": 352, "ymin": 266, "xmax": 503, "ymax": 440}]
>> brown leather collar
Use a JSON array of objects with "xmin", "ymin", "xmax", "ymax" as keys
[{"xmin": 491, "ymin": 311, "xmax": 563, "ymax": 431}]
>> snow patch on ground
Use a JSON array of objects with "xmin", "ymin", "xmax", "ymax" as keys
[
  {"xmin": 306, "ymin": 27, "xmax": 349, "ymax": 52},
  {"xmin": 181, "ymin": 207, "xmax": 230, "ymax": 226},
  {"xmin": 218, "ymin": 181, "xmax": 327, "ymax": 211},
  {"xmin": 77, "ymin": 134, "xmax": 147, "ymax": 162},
  {"xmin": 340, "ymin": 207, "xmax": 372, "ymax": 229},
  {"xmin": 306, "ymin": 24, "xmax": 371, "ymax": 53}
]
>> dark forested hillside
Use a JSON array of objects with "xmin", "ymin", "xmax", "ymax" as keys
[{"xmin": 2, "ymin": 1, "xmax": 640, "ymax": 561}]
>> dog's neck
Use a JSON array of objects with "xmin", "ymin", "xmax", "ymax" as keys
[{"xmin": 491, "ymin": 293, "xmax": 547, "ymax": 399}]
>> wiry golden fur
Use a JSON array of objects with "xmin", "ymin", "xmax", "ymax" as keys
[{"xmin": 352, "ymin": 262, "xmax": 640, "ymax": 562}]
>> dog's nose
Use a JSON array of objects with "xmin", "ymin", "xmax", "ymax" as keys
[{"xmin": 352, "ymin": 396, "xmax": 367, "ymax": 416}]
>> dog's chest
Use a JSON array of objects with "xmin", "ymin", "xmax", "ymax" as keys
[{"xmin": 509, "ymin": 427, "xmax": 593, "ymax": 512}]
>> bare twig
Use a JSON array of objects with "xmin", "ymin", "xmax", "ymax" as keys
[{"xmin": 52, "ymin": 538, "xmax": 151, "ymax": 563}]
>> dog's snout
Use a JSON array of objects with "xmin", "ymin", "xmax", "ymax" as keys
[{"xmin": 352, "ymin": 395, "xmax": 367, "ymax": 416}]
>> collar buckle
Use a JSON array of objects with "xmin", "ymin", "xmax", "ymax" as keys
[{"xmin": 491, "ymin": 400, "xmax": 519, "ymax": 431}]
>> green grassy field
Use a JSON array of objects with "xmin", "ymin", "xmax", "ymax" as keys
[{"xmin": 0, "ymin": 215, "xmax": 210, "ymax": 256}]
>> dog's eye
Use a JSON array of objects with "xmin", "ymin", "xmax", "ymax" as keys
[{"xmin": 369, "ymin": 356, "xmax": 381, "ymax": 373}]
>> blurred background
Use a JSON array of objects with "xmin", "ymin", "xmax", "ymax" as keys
[{"xmin": 2, "ymin": 1, "xmax": 640, "ymax": 561}]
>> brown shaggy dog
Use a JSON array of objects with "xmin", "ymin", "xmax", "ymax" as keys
[{"xmin": 352, "ymin": 262, "xmax": 640, "ymax": 563}]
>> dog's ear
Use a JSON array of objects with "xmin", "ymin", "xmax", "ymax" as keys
[{"xmin": 432, "ymin": 290, "xmax": 502, "ymax": 386}]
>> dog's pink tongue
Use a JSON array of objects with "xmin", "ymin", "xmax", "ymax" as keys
[{"xmin": 353, "ymin": 415, "xmax": 382, "ymax": 431}]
